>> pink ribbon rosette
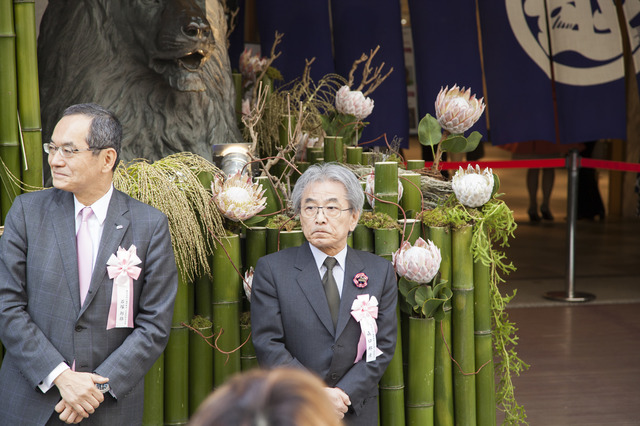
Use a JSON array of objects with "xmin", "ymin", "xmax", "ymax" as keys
[
  {"xmin": 350, "ymin": 294, "xmax": 383, "ymax": 363},
  {"xmin": 106, "ymin": 245, "xmax": 141, "ymax": 329}
]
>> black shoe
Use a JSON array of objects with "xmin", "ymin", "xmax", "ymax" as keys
[
  {"xmin": 528, "ymin": 209, "xmax": 541, "ymax": 222},
  {"xmin": 540, "ymin": 206, "xmax": 554, "ymax": 221}
]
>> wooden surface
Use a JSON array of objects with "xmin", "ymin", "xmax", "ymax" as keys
[{"xmin": 500, "ymin": 304, "xmax": 640, "ymax": 425}]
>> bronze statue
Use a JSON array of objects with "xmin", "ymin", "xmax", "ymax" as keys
[{"xmin": 38, "ymin": 0, "xmax": 242, "ymax": 165}]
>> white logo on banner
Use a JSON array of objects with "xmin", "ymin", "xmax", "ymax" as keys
[{"xmin": 506, "ymin": 0, "xmax": 640, "ymax": 86}]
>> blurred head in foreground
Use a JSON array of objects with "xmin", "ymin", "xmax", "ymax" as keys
[{"xmin": 189, "ymin": 368, "xmax": 343, "ymax": 426}]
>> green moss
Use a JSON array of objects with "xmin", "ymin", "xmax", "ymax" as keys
[
  {"xmin": 265, "ymin": 214, "xmax": 299, "ymax": 231},
  {"xmin": 358, "ymin": 211, "xmax": 401, "ymax": 230},
  {"xmin": 190, "ymin": 315, "xmax": 212, "ymax": 329}
]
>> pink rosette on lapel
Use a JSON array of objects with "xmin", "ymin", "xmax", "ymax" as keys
[
  {"xmin": 106, "ymin": 245, "xmax": 141, "ymax": 329},
  {"xmin": 350, "ymin": 294, "xmax": 383, "ymax": 363}
]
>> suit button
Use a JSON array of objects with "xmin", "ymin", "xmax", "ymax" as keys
[
  {"xmin": 331, "ymin": 373, "xmax": 338, "ymax": 380},
  {"xmin": 75, "ymin": 325, "xmax": 85, "ymax": 332}
]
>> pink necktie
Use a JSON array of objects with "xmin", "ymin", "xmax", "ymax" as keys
[{"xmin": 77, "ymin": 207, "xmax": 94, "ymax": 306}]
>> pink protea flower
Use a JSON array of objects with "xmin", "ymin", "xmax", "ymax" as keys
[
  {"xmin": 452, "ymin": 165, "xmax": 494, "ymax": 208},
  {"xmin": 239, "ymin": 49, "xmax": 268, "ymax": 82},
  {"xmin": 435, "ymin": 85, "xmax": 485, "ymax": 134},
  {"xmin": 364, "ymin": 171, "xmax": 403, "ymax": 209},
  {"xmin": 211, "ymin": 172, "xmax": 267, "ymax": 222},
  {"xmin": 243, "ymin": 267, "xmax": 254, "ymax": 301},
  {"xmin": 393, "ymin": 238, "xmax": 442, "ymax": 284},
  {"xmin": 335, "ymin": 85, "xmax": 374, "ymax": 120}
]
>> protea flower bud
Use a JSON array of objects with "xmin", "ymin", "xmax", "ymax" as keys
[
  {"xmin": 335, "ymin": 85, "xmax": 374, "ymax": 120},
  {"xmin": 393, "ymin": 238, "xmax": 442, "ymax": 284},
  {"xmin": 211, "ymin": 172, "xmax": 267, "ymax": 222},
  {"xmin": 452, "ymin": 165, "xmax": 494, "ymax": 208},
  {"xmin": 364, "ymin": 172, "xmax": 403, "ymax": 208},
  {"xmin": 435, "ymin": 85, "xmax": 485, "ymax": 134},
  {"xmin": 243, "ymin": 267, "xmax": 254, "ymax": 301}
]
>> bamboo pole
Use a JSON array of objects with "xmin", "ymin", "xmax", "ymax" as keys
[
  {"xmin": 474, "ymin": 248, "xmax": 496, "ymax": 426},
  {"xmin": 400, "ymin": 173, "xmax": 422, "ymax": 218},
  {"xmin": 278, "ymin": 229, "xmax": 305, "ymax": 249},
  {"xmin": 266, "ymin": 227, "xmax": 279, "ymax": 254},
  {"xmin": 406, "ymin": 159, "xmax": 425, "ymax": 171},
  {"xmin": 14, "ymin": 0, "xmax": 42, "ymax": 188},
  {"xmin": 399, "ymin": 218, "xmax": 420, "ymax": 245},
  {"xmin": 407, "ymin": 316, "xmax": 436, "ymax": 426},
  {"xmin": 346, "ymin": 146, "xmax": 363, "ymax": 165},
  {"xmin": 323, "ymin": 136, "xmax": 344, "ymax": 163},
  {"xmin": 430, "ymin": 226, "xmax": 454, "ymax": 426},
  {"xmin": 375, "ymin": 228, "xmax": 404, "ymax": 426},
  {"xmin": 142, "ymin": 353, "xmax": 164, "ymax": 426},
  {"xmin": 212, "ymin": 234, "xmax": 242, "ymax": 387},
  {"xmin": 188, "ymin": 317, "xmax": 214, "ymax": 416},
  {"xmin": 240, "ymin": 313, "xmax": 258, "ymax": 371},
  {"xmin": 245, "ymin": 226, "xmax": 267, "ymax": 270},
  {"xmin": 452, "ymin": 225, "xmax": 476, "ymax": 426},
  {"xmin": 374, "ymin": 162, "xmax": 399, "ymax": 221},
  {"xmin": 0, "ymin": 0, "xmax": 21, "ymax": 222},
  {"xmin": 164, "ymin": 273, "xmax": 190, "ymax": 426},
  {"xmin": 353, "ymin": 223, "xmax": 374, "ymax": 252},
  {"xmin": 254, "ymin": 176, "xmax": 281, "ymax": 221},
  {"xmin": 307, "ymin": 147, "xmax": 323, "ymax": 164}
]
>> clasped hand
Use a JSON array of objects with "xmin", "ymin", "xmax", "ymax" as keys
[
  {"xmin": 54, "ymin": 369, "xmax": 109, "ymax": 424},
  {"xmin": 324, "ymin": 387, "xmax": 351, "ymax": 419}
]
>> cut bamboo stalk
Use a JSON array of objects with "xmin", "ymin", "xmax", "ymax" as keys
[
  {"xmin": 474, "ymin": 249, "xmax": 496, "ymax": 426},
  {"xmin": 406, "ymin": 159, "xmax": 425, "ymax": 171},
  {"xmin": 452, "ymin": 225, "xmax": 476, "ymax": 426},
  {"xmin": 0, "ymin": 0, "xmax": 21, "ymax": 221},
  {"xmin": 374, "ymin": 162, "xmax": 399, "ymax": 221},
  {"xmin": 407, "ymin": 316, "xmax": 436, "ymax": 426},
  {"xmin": 278, "ymin": 229, "xmax": 305, "ymax": 249},
  {"xmin": 399, "ymin": 218, "xmax": 420, "ymax": 245},
  {"xmin": 212, "ymin": 234, "xmax": 241, "ymax": 387},
  {"xmin": 430, "ymin": 225, "xmax": 454, "ymax": 426},
  {"xmin": 194, "ymin": 260, "xmax": 213, "ymax": 320},
  {"xmin": 240, "ymin": 314, "xmax": 258, "ymax": 371},
  {"xmin": 374, "ymin": 228, "xmax": 399, "ymax": 261},
  {"xmin": 14, "ymin": 0, "xmax": 42, "ymax": 188},
  {"xmin": 400, "ymin": 173, "xmax": 422, "ymax": 218},
  {"xmin": 266, "ymin": 227, "xmax": 279, "ymax": 254},
  {"xmin": 164, "ymin": 272, "xmax": 190, "ymax": 425},
  {"xmin": 188, "ymin": 317, "xmax": 213, "ymax": 416},
  {"xmin": 307, "ymin": 147, "xmax": 323, "ymax": 164},
  {"xmin": 346, "ymin": 146, "xmax": 363, "ymax": 165},
  {"xmin": 379, "ymin": 306, "xmax": 406, "ymax": 426},
  {"xmin": 353, "ymin": 223, "xmax": 374, "ymax": 252},
  {"xmin": 254, "ymin": 176, "xmax": 281, "ymax": 221},
  {"xmin": 323, "ymin": 136, "xmax": 344, "ymax": 163},
  {"xmin": 245, "ymin": 226, "xmax": 267, "ymax": 270},
  {"xmin": 142, "ymin": 353, "xmax": 164, "ymax": 426}
]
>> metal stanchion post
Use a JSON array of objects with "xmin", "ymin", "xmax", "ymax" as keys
[{"xmin": 544, "ymin": 149, "xmax": 596, "ymax": 303}]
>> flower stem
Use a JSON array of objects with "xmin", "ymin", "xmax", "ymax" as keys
[{"xmin": 432, "ymin": 131, "xmax": 450, "ymax": 171}]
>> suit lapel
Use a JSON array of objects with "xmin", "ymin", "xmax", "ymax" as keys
[
  {"xmin": 80, "ymin": 190, "xmax": 130, "ymax": 314},
  {"xmin": 51, "ymin": 190, "xmax": 82, "ymax": 316},
  {"xmin": 336, "ymin": 247, "xmax": 365, "ymax": 338},
  {"xmin": 294, "ymin": 243, "xmax": 336, "ymax": 335}
]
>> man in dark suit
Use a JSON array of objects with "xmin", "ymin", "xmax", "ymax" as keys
[
  {"xmin": 251, "ymin": 163, "xmax": 398, "ymax": 425},
  {"xmin": 0, "ymin": 104, "xmax": 177, "ymax": 425}
]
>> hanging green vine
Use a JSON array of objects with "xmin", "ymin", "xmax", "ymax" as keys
[{"xmin": 421, "ymin": 193, "xmax": 529, "ymax": 425}]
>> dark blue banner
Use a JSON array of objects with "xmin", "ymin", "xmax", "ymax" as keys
[
  {"xmin": 331, "ymin": 0, "xmax": 409, "ymax": 148},
  {"xmin": 407, "ymin": 0, "xmax": 487, "ymax": 139},
  {"xmin": 478, "ymin": 1, "xmax": 626, "ymax": 144}
]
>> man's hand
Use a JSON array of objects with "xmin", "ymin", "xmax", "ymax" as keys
[
  {"xmin": 53, "ymin": 369, "xmax": 109, "ymax": 422},
  {"xmin": 54, "ymin": 400, "xmax": 85, "ymax": 424},
  {"xmin": 324, "ymin": 387, "xmax": 351, "ymax": 419}
]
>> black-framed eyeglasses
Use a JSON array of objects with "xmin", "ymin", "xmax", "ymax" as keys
[
  {"xmin": 43, "ymin": 143, "xmax": 104, "ymax": 158},
  {"xmin": 301, "ymin": 205, "xmax": 352, "ymax": 219}
]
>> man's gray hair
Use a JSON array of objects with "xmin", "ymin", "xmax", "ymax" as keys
[
  {"xmin": 62, "ymin": 103, "xmax": 122, "ymax": 170},
  {"xmin": 291, "ymin": 163, "xmax": 364, "ymax": 215}
]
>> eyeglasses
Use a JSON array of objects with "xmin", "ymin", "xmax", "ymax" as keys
[
  {"xmin": 301, "ymin": 205, "xmax": 352, "ymax": 219},
  {"xmin": 43, "ymin": 143, "xmax": 104, "ymax": 158}
]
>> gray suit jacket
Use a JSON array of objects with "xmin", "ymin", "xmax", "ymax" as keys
[
  {"xmin": 251, "ymin": 242, "xmax": 397, "ymax": 425},
  {"xmin": 0, "ymin": 188, "xmax": 177, "ymax": 426}
]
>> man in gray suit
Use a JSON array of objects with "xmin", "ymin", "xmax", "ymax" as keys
[
  {"xmin": 0, "ymin": 104, "xmax": 177, "ymax": 425},
  {"xmin": 251, "ymin": 163, "xmax": 398, "ymax": 425}
]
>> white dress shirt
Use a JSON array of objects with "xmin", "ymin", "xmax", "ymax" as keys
[{"xmin": 309, "ymin": 243, "xmax": 348, "ymax": 297}]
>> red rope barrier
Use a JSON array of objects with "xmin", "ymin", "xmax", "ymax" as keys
[{"xmin": 421, "ymin": 158, "xmax": 640, "ymax": 172}]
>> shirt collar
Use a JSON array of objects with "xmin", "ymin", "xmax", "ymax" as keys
[
  {"xmin": 74, "ymin": 185, "xmax": 114, "ymax": 225},
  {"xmin": 309, "ymin": 243, "xmax": 348, "ymax": 272}
]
